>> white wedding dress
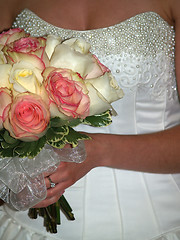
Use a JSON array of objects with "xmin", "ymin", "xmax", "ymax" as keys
[{"xmin": 1, "ymin": 8, "xmax": 180, "ymax": 240}]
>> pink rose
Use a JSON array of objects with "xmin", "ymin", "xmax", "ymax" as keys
[
  {"xmin": 43, "ymin": 67, "xmax": 90, "ymax": 119},
  {"xmin": 3, "ymin": 36, "xmax": 49, "ymax": 70},
  {"xmin": 3, "ymin": 93, "xmax": 50, "ymax": 141},
  {"xmin": 0, "ymin": 28, "xmax": 28, "ymax": 49},
  {"xmin": 0, "ymin": 88, "xmax": 12, "ymax": 129}
]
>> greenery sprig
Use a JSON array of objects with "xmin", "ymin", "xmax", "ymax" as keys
[{"xmin": 0, "ymin": 110, "xmax": 112, "ymax": 159}]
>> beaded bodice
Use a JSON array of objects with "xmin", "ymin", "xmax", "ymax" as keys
[{"xmin": 12, "ymin": 9, "xmax": 180, "ymax": 134}]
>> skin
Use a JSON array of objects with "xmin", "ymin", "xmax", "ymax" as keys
[{"xmin": 0, "ymin": 0, "xmax": 180, "ymax": 207}]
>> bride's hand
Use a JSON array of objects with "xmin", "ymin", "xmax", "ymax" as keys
[
  {"xmin": 33, "ymin": 159, "xmax": 95, "ymax": 208},
  {"xmin": 33, "ymin": 133, "xmax": 107, "ymax": 208}
]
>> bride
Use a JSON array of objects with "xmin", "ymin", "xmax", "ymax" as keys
[{"xmin": 0, "ymin": 0, "xmax": 180, "ymax": 239}]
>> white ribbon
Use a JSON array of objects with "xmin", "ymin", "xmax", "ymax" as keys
[{"xmin": 0, "ymin": 141, "xmax": 86, "ymax": 211}]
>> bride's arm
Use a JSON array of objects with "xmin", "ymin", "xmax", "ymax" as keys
[{"xmin": 34, "ymin": 122, "xmax": 180, "ymax": 208}]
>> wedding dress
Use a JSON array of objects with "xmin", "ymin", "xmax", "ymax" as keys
[{"xmin": 0, "ymin": 8, "xmax": 180, "ymax": 240}]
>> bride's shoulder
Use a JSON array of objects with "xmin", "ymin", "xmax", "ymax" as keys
[{"xmin": 170, "ymin": 0, "xmax": 180, "ymax": 23}]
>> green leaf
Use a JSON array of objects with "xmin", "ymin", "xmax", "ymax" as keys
[
  {"xmin": 47, "ymin": 138, "xmax": 66, "ymax": 149},
  {"xmin": 52, "ymin": 126, "xmax": 69, "ymax": 135},
  {"xmin": 46, "ymin": 126, "xmax": 69, "ymax": 142},
  {"xmin": 68, "ymin": 118, "xmax": 82, "ymax": 127},
  {"xmin": 1, "ymin": 140, "xmax": 20, "ymax": 149},
  {"xmin": 65, "ymin": 127, "xmax": 90, "ymax": 147},
  {"xmin": 0, "ymin": 131, "xmax": 4, "ymax": 142},
  {"xmin": 50, "ymin": 117, "xmax": 69, "ymax": 128},
  {"xmin": 3, "ymin": 130, "xmax": 19, "ymax": 144},
  {"xmin": 29, "ymin": 136, "xmax": 46, "ymax": 158},
  {"xmin": 0, "ymin": 147, "xmax": 15, "ymax": 157},
  {"xmin": 14, "ymin": 141, "xmax": 34, "ymax": 157},
  {"xmin": 83, "ymin": 111, "xmax": 112, "ymax": 127}
]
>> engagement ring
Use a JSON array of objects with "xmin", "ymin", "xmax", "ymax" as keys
[{"xmin": 48, "ymin": 176, "xmax": 56, "ymax": 188}]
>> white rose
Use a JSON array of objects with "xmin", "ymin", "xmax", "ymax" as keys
[
  {"xmin": 0, "ymin": 51, "xmax": 7, "ymax": 64},
  {"xmin": 50, "ymin": 43, "xmax": 95, "ymax": 78},
  {"xmin": 45, "ymin": 35, "xmax": 62, "ymax": 59},
  {"xmin": 9, "ymin": 60, "xmax": 43, "ymax": 94},
  {"xmin": 63, "ymin": 38, "xmax": 91, "ymax": 54},
  {"xmin": 0, "ymin": 64, "xmax": 12, "ymax": 89},
  {"xmin": 85, "ymin": 72, "xmax": 124, "ymax": 115},
  {"xmin": 50, "ymin": 39, "xmax": 109, "ymax": 79},
  {"xmin": 0, "ymin": 87, "xmax": 12, "ymax": 129}
]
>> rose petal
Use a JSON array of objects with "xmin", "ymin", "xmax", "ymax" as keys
[
  {"xmin": 0, "ymin": 64, "xmax": 12, "ymax": 88},
  {"xmin": 63, "ymin": 38, "xmax": 91, "ymax": 54},
  {"xmin": 85, "ymin": 72, "xmax": 124, "ymax": 104},
  {"xmin": 50, "ymin": 44, "xmax": 94, "ymax": 78},
  {"xmin": 45, "ymin": 35, "xmax": 62, "ymax": 59}
]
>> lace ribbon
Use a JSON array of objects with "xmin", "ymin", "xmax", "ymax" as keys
[{"xmin": 0, "ymin": 141, "xmax": 86, "ymax": 211}]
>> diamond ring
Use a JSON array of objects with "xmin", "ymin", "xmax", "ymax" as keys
[{"xmin": 48, "ymin": 176, "xmax": 56, "ymax": 188}]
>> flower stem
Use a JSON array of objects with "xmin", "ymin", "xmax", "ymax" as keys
[{"xmin": 28, "ymin": 194, "xmax": 75, "ymax": 234}]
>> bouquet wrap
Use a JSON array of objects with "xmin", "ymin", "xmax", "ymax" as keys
[{"xmin": 0, "ymin": 141, "xmax": 86, "ymax": 210}]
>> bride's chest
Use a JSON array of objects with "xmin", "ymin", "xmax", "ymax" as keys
[{"xmin": 19, "ymin": 0, "xmax": 169, "ymax": 30}]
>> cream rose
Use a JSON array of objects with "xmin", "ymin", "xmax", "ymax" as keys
[
  {"xmin": 45, "ymin": 35, "xmax": 62, "ymax": 59},
  {"xmin": 43, "ymin": 67, "xmax": 90, "ymax": 119},
  {"xmin": 85, "ymin": 72, "xmax": 124, "ymax": 115},
  {"xmin": 63, "ymin": 38, "xmax": 91, "ymax": 54},
  {"xmin": 50, "ymin": 38, "xmax": 109, "ymax": 79},
  {"xmin": 9, "ymin": 60, "xmax": 43, "ymax": 95},
  {"xmin": 3, "ymin": 93, "xmax": 50, "ymax": 141},
  {"xmin": 0, "ymin": 51, "xmax": 7, "ymax": 64},
  {"xmin": 63, "ymin": 38, "xmax": 110, "ymax": 78},
  {"xmin": 50, "ymin": 43, "xmax": 96, "ymax": 78},
  {"xmin": 0, "ymin": 88, "xmax": 12, "ymax": 129},
  {"xmin": 85, "ymin": 54, "xmax": 110, "ymax": 79},
  {"xmin": 0, "ymin": 64, "xmax": 12, "ymax": 89}
]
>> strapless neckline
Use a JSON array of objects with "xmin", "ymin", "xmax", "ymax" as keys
[{"xmin": 20, "ymin": 8, "xmax": 172, "ymax": 33}]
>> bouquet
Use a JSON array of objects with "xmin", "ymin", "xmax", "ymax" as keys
[{"xmin": 0, "ymin": 28, "xmax": 124, "ymax": 233}]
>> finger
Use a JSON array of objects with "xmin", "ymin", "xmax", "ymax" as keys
[
  {"xmin": 43, "ymin": 163, "xmax": 62, "ymax": 178},
  {"xmin": 45, "ymin": 174, "xmax": 59, "ymax": 189},
  {"xmin": 33, "ymin": 191, "xmax": 64, "ymax": 208},
  {"xmin": 46, "ymin": 187, "xmax": 65, "ymax": 198},
  {"xmin": 45, "ymin": 172, "xmax": 64, "ymax": 189}
]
